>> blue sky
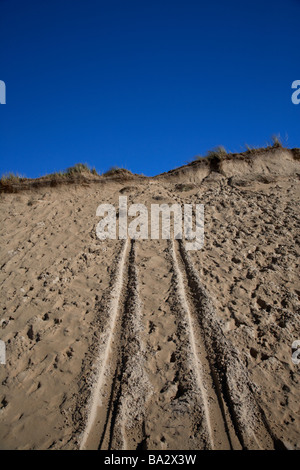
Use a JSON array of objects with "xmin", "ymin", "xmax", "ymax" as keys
[{"xmin": 0, "ymin": 0, "xmax": 299, "ymax": 177}]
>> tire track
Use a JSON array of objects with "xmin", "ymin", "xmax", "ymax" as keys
[
  {"xmin": 79, "ymin": 234, "xmax": 275, "ymax": 450},
  {"xmin": 80, "ymin": 239, "xmax": 151, "ymax": 450},
  {"xmin": 176, "ymin": 240, "xmax": 275, "ymax": 450},
  {"xmin": 79, "ymin": 238, "xmax": 130, "ymax": 450},
  {"xmin": 100, "ymin": 240, "xmax": 151, "ymax": 450},
  {"xmin": 169, "ymin": 239, "xmax": 237, "ymax": 450}
]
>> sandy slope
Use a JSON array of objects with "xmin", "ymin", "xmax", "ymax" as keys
[{"xmin": 0, "ymin": 149, "xmax": 299, "ymax": 450}]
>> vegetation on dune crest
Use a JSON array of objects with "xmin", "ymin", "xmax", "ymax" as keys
[
  {"xmin": 103, "ymin": 166, "xmax": 122, "ymax": 176},
  {"xmin": 65, "ymin": 163, "xmax": 98, "ymax": 176},
  {"xmin": 0, "ymin": 162, "xmax": 101, "ymax": 192},
  {"xmin": 193, "ymin": 146, "xmax": 227, "ymax": 172},
  {"xmin": 188, "ymin": 135, "xmax": 288, "ymax": 173},
  {"xmin": 193, "ymin": 135, "xmax": 285, "ymax": 166},
  {"xmin": 0, "ymin": 172, "xmax": 26, "ymax": 184},
  {"xmin": 103, "ymin": 166, "xmax": 133, "ymax": 177},
  {"xmin": 206, "ymin": 145, "xmax": 228, "ymax": 159},
  {"xmin": 244, "ymin": 135, "xmax": 284, "ymax": 154},
  {"xmin": 0, "ymin": 163, "xmax": 99, "ymax": 184},
  {"xmin": 0, "ymin": 162, "xmax": 135, "ymax": 192},
  {"xmin": 0, "ymin": 134, "xmax": 298, "ymax": 193},
  {"xmin": 0, "ymin": 173, "xmax": 27, "ymax": 193},
  {"xmin": 270, "ymin": 134, "xmax": 284, "ymax": 148}
]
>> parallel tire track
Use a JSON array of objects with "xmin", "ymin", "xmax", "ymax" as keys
[
  {"xmin": 100, "ymin": 240, "xmax": 151, "ymax": 450},
  {"xmin": 169, "ymin": 239, "xmax": 237, "ymax": 450},
  {"xmin": 79, "ymin": 235, "xmax": 276, "ymax": 450},
  {"xmin": 175, "ymin": 239, "xmax": 275, "ymax": 450},
  {"xmin": 80, "ymin": 239, "xmax": 150, "ymax": 450},
  {"xmin": 79, "ymin": 239, "xmax": 130, "ymax": 450}
]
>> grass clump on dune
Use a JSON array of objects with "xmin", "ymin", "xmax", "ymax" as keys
[
  {"xmin": 0, "ymin": 162, "xmax": 100, "ymax": 193},
  {"xmin": 206, "ymin": 145, "xmax": 228, "ymax": 159},
  {"xmin": 193, "ymin": 135, "xmax": 285, "ymax": 167},
  {"xmin": 1, "ymin": 172, "xmax": 21, "ymax": 182},
  {"xmin": 0, "ymin": 172, "xmax": 27, "ymax": 193},
  {"xmin": 103, "ymin": 166, "xmax": 122, "ymax": 176},
  {"xmin": 64, "ymin": 163, "xmax": 99, "ymax": 176},
  {"xmin": 194, "ymin": 145, "xmax": 228, "ymax": 162},
  {"xmin": 46, "ymin": 163, "xmax": 99, "ymax": 181},
  {"xmin": 244, "ymin": 135, "xmax": 284, "ymax": 155},
  {"xmin": 0, "ymin": 172, "xmax": 26, "ymax": 184},
  {"xmin": 205, "ymin": 146, "xmax": 227, "ymax": 172},
  {"xmin": 103, "ymin": 166, "xmax": 133, "ymax": 178},
  {"xmin": 269, "ymin": 134, "xmax": 284, "ymax": 149}
]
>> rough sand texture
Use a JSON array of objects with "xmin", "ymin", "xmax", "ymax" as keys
[{"xmin": 0, "ymin": 149, "xmax": 299, "ymax": 450}]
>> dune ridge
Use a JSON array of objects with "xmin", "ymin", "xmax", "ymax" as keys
[{"xmin": 0, "ymin": 147, "xmax": 299, "ymax": 449}]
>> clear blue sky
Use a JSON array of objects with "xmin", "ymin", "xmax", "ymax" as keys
[{"xmin": 0, "ymin": 0, "xmax": 299, "ymax": 177}]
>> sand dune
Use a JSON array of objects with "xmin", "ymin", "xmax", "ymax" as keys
[{"xmin": 0, "ymin": 148, "xmax": 299, "ymax": 450}]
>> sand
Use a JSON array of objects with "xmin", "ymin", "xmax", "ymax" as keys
[{"xmin": 0, "ymin": 148, "xmax": 299, "ymax": 450}]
